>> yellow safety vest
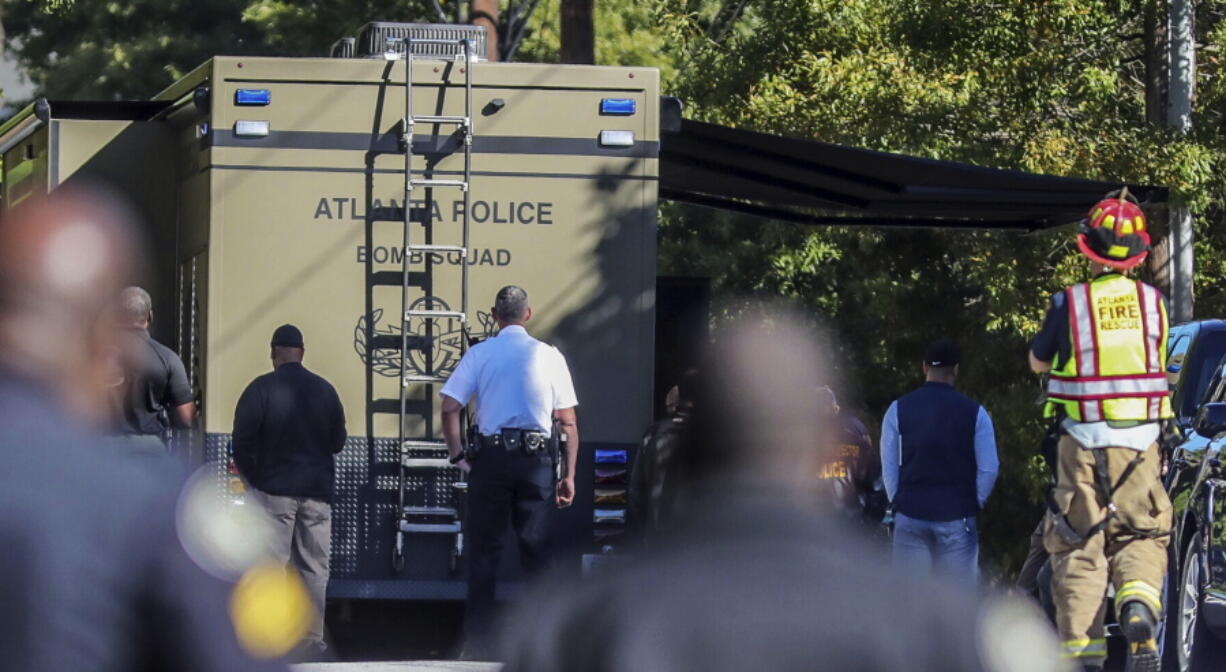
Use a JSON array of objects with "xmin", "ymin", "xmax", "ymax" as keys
[{"xmin": 1045, "ymin": 273, "xmax": 1172, "ymax": 422}]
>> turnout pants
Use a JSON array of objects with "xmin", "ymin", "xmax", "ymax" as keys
[
  {"xmin": 465, "ymin": 447, "xmax": 555, "ymax": 649},
  {"xmin": 1042, "ymin": 435, "xmax": 1171, "ymax": 665},
  {"xmin": 254, "ymin": 491, "xmax": 332, "ymax": 646}
]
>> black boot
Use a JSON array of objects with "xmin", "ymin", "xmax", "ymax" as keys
[{"xmin": 1120, "ymin": 601, "xmax": 1160, "ymax": 672}]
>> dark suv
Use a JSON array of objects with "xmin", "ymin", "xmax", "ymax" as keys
[{"xmin": 1160, "ymin": 320, "xmax": 1226, "ymax": 671}]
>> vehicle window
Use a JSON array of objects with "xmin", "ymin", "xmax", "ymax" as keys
[
  {"xmin": 1167, "ymin": 333, "xmax": 1190, "ymax": 387},
  {"xmin": 1206, "ymin": 364, "xmax": 1226, "ymax": 404},
  {"xmin": 1175, "ymin": 330, "xmax": 1226, "ymax": 419},
  {"xmin": 1168, "ymin": 332, "xmax": 1190, "ymax": 361}
]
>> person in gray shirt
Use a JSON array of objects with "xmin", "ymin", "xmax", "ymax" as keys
[{"xmin": 110, "ymin": 286, "xmax": 194, "ymax": 455}]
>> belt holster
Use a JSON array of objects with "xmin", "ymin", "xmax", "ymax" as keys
[
  {"xmin": 464, "ymin": 424, "xmax": 480, "ymax": 461},
  {"xmin": 500, "ymin": 428, "xmax": 524, "ymax": 452},
  {"xmin": 549, "ymin": 420, "xmax": 563, "ymax": 482},
  {"xmin": 480, "ymin": 429, "xmax": 549, "ymax": 456}
]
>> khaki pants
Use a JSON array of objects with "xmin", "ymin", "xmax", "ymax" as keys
[
  {"xmin": 1042, "ymin": 435, "xmax": 1171, "ymax": 664},
  {"xmin": 254, "ymin": 491, "xmax": 332, "ymax": 645}
]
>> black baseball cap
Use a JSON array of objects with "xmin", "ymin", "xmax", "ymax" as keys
[
  {"xmin": 924, "ymin": 339, "xmax": 959, "ymax": 368},
  {"xmin": 271, "ymin": 324, "xmax": 304, "ymax": 348}
]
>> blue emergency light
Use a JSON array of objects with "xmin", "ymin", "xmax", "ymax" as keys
[
  {"xmin": 235, "ymin": 89, "xmax": 272, "ymax": 106},
  {"xmin": 595, "ymin": 449, "xmax": 628, "ymax": 464},
  {"xmin": 600, "ymin": 98, "xmax": 636, "ymax": 115}
]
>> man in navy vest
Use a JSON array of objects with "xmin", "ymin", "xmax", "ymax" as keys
[{"xmin": 880, "ymin": 340, "xmax": 998, "ymax": 583}]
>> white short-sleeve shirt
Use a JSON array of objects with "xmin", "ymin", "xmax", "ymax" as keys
[{"xmin": 439, "ymin": 325, "xmax": 578, "ymax": 436}]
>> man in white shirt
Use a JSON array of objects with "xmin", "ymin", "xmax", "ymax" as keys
[{"xmin": 440, "ymin": 285, "xmax": 579, "ymax": 655}]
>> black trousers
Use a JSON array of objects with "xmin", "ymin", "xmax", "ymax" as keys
[{"xmin": 464, "ymin": 446, "xmax": 555, "ymax": 645}]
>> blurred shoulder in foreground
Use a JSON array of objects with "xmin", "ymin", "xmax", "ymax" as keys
[
  {"xmin": 0, "ymin": 186, "xmax": 290, "ymax": 672},
  {"xmin": 498, "ymin": 309, "xmax": 1060, "ymax": 672}
]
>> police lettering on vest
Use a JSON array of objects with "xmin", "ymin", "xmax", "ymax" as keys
[{"xmin": 1045, "ymin": 273, "xmax": 1171, "ymax": 422}]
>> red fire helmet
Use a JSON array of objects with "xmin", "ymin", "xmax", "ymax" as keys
[{"xmin": 1077, "ymin": 189, "xmax": 1151, "ymax": 270}]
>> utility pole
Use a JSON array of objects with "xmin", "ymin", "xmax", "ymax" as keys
[
  {"xmin": 471, "ymin": 0, "xmax": 499, "ymax": 61},
  {"xmin": 1168, "ymin": 0, "xmax": 1195, "ymax": 321},
  {"xmin": 1143, "ymin": 1, "xmax": 1171, "ymax": 296},
  {"xmin": 560, "ymin": 0, "xmax": 595, "ymax": 64}
]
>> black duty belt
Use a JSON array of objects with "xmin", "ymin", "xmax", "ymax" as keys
[{"xmin": 480, "ymin": 429, "xmax": 550, "ymax": 454}]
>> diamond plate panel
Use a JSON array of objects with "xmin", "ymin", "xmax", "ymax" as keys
[
  {"xmin": 203, "ymin": 433, "xmax": 232, "ymax": 507},
  {"xmin": 205, "ymin": 433, "xmax": 461, "ymax": 581}
]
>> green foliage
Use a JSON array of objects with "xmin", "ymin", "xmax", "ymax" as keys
[
  {"xmin": 2, "ymin": 0, "xmax": 443, "ymax": 100},
  {"xmin": 241, "ymin": 1, "xmax": 439, "ymax": 56},
  {"xmin": 4, "ymin": 0, "xmax": 270, "ymax": 99},
  {"xmin": 655, "ymin": 0, "xmax": 1226, "ymax": 577}
]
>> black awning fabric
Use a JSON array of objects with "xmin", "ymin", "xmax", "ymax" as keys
[{"xmin": 659, "ymin": 119, "xmax": 1168, "ymax": 231}]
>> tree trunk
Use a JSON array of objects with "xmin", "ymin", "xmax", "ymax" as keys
[
  {"xmin": 471, "ymin": 0, "xmax": 499, "ymax": 61},
  {"xmin": 1144, "ymin": 0, "xmax": 1171, "ymax": 294},
  {"xmin": 1144, "ymin": 0, "xmax": 1168, "ymax": 125},
  {"xmin": 560, "ymin": 0, "xmax": 595, "ymax": 65},
  {"xmin": 1168, "ymin": 0, "xmax": 1195, "ymax": 321}
]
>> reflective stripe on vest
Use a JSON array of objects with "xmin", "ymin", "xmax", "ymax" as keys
[
  {"xmin": 1047, "ymin": 373, "xmax": 1168, "ymax": 398},
  {"xmin": 1138, "ymin": 281, "xmax": 1166, "ymax": 418},
  {"xmin": 1046, "ymin": 275, "xmax": 1171, "ymax": 422}
]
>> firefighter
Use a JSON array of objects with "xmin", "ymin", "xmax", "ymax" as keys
[{"xmin": 1029, "ymin": 189, "xmax": 1173, "ymax": 672}]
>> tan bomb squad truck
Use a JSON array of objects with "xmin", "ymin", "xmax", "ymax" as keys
[{"xmin": 0, "ymin": 23, "xmax": 658, "ymax": 600}]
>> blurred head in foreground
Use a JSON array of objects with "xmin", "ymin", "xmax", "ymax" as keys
[
  {"xmin": 0, "ymin": 185, "xmax": 143, "ymax": 425},
  {"xmin": 498, "ymin": 305, "xmax": 1061, "ymax": 672},
  {"xmin": 671, "ymin": 307, "xmax": 833, "ymax": 504}
]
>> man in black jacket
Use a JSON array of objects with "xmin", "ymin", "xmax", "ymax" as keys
[{"xmin": 233, "ymin": 324, "xmax": 347, "ymax": 657}]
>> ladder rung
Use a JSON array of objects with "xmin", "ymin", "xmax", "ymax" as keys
[
  {"xmin": 399, "ymin": 522, "xmax": 462, "ymax": 534},
  {"xmin": 368, "ymin": 206, "xmax": 429, "ymax": 223},
  {"xmin": 370, "ymin": 334, "xmax": 431, "ymax": 351},
  {"xmin": 370, "ymin": 270, "xmax": 428, "ymax": 287},
  {"xmin": 402, "ymin": 458, "xmax": 454, "ymax": 469},
  {"xmin": 410, "ymin": 179, "xmax": 468, "ymax": 190},
  {"xmin": 406, "ymin": 310, "xmax": 466, "ymax": 321},
  {"xmin": 402, "ymin": 440, "xmax": 448, "ymax": 451},
  {"xmin": 404, "ymin": 374, "xmax": 449, "ymax": 385},
  {"xmin": 411, "ymin": 115, "xmax": 469, "ymax": 126},
  {"xmin": 408, "ymin": 244, "xmax": 466, "ymax": 253},
  {"xmin": 404, "ymin": 506, "xmax": 459, "ymax": 517},
  {"xmin": 370, "ymin": 398, "xmax": 433, "ymax": 416}
]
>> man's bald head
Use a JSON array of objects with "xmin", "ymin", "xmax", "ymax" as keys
[
  {"xmin": 118, "ymin": 287, "xmax": 153, "ymax": 328},
  {"xmin": 0, "ymin": 185, "xmax": 145, "ymax": 423}
]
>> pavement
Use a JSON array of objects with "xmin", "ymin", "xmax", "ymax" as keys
[{"xmin": 294, "ymin": 664, "xmax": 500, "ymax": 672}]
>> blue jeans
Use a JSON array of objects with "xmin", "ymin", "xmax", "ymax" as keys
[{"xmin": 892, "ymin": 512, "xmax": 979, "ymax": 584}]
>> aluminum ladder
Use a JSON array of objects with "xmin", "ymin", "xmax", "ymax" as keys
[{"xmin": 384, "ymin": 36, "xmax": 476, "ymax": 573}]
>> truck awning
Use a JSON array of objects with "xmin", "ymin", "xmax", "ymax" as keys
[{"xmin": 659, "ymin": 118, "xmax": 1168, "ymax": 231}]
